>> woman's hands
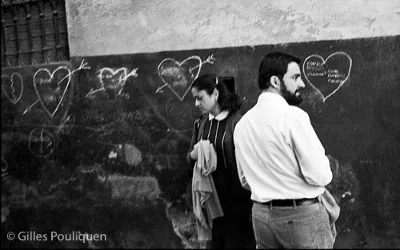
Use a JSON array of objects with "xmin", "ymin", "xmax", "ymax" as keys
[{"xmin": 190, "ymin": 143, "xmax": 199, "ymax": 160}]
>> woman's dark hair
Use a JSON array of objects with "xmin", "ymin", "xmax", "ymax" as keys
[
  {"xmin": 258, "ymin": 52, "xmax": 301, "ymax": 90},
  {"xmin": 191, "ymin": 74, "xmax": 241, "ymax": 113}
]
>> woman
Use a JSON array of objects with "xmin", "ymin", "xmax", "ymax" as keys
[{"xmin": 187, "ymin": 74, "xmax": 255, "ymax": 249}]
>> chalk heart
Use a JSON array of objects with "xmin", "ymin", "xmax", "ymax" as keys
[
  {"xmin": 1, "ymin": 73, "xmax": 24, "ymax": 104},
  {"xmin": 99, "ymin": 68, "xmax": 127, "ymax": 100},
  {"xmin": 33, "ymin": 67, "xmax": 71, "ymax": 117},
  {"xmin": 158, "ymin": 56, "xmax": 202, "ymax": 101},
  {"xmin": 303, "ymin": 52, "xmax": 352, "ymax": 102}
]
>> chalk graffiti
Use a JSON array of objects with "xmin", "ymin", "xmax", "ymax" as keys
[
  {"xmin": 86, "ymin": 67, "xmax": 138, "ymax": 101},
  {"xmin": 78, "ymin": 163, "xmax": 107, "ymax": 182},
  {"xmin": 303, "ymin": 52, "xmax": 352, "ymax": 102},
  {"xmin": 57, "ymin": 114, "xmax": 75, "ymax": 135},
  {"xmin": 28, "ymin": 128, "xmax": 56, "ymax": 158},
  {"xmin": 164, "ymin": 97, "xmax": 194, "ymax": 130},
  {"xmin": 24, "ymin": 60, "xmax": 90, "ymax": 117},
  {"xmin": 1, "ymin": 157, "xmax": 10, "ymax": 180},
  {"xmin": 33, "ymin": 66, "xmax": 71, "ymax": 117},
  {"xmin": 157, "ymin": 54, "xmax": 216, "ymax": 101},
  {"xmin": 4, "ymin": 120, "xmax": 125, "ymax": 159},
  {"xmin": 96, "ymin": 128, "xmax": 118, "ymax": 146},
  {"xmin": 1, "ymin": 157, "xmax": 8, "ymax": 172},
  {"xmin": 1, "ymin": 73, "xmax": 24, "ymax": 104},
  {"xmin": 165, "ymin": 98, "xmax": 176, "ymax": 119},
  {"xmin": 48, "ymin": 176, "xmax": 78, "ymax": 194}
]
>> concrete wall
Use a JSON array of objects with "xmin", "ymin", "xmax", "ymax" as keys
[{"xmin": 66, "ymin": 0, "xmax": 400, "ymax": 56}]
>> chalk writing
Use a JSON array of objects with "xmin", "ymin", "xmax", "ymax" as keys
[
  {"xmin": 86, "ymin": 67, "xmax": 138, "ymax": 101},
  {"xmin": 303, "ymin": 52, "xmax": 352, "ymax": 102},
  {"xmin": 1, "ymin": 73, "xmax": 24, "ymax": 104},
  {"xmin": 24, "ymin": 60, "xmax": 90, "ymax": 117},
  {"xmin": 157, "ymin": 54, "xmax": 216, "ymax": 101},
  {"xmin": 28, "ymin": 128, "xmax": 56, "ymax": 158}
]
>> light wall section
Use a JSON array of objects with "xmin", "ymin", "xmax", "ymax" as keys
[{"xmin": 66, "ymin": 0, "xmax": 400, "ymax": 56}]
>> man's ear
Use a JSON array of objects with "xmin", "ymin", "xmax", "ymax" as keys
[{"xmin": 270, "ymin": 76, "xmax": 280, "ymax": 88}]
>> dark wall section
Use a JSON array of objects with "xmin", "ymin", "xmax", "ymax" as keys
[{"xmin": 1, "ymin": 35, "xmax": 399, "ymax": 248}]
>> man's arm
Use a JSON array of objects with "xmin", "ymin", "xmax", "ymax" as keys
[
  {"xmin": 234, "ymin": 124, "xmax": 251, "ymax": 191},
  {"xmin": 236, "ymin": 159, "xmax": 251, "ymax": 190},
  {"xmin": 291, "ymin": 109, "xmax": 332, "ymax": 186}
]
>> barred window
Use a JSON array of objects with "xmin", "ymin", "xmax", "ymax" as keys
[{"xmin": 1, "ymin": 0, "xmax": 69, "ymax": 67}]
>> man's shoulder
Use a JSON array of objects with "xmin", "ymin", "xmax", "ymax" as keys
[
  {"xmin": 287, "ymin": 105, "xmax": 310, "ymax": 121},
  {"xmin": 234, "ymin": 109, "xmax": 252, "ymax": 133},
  {"xmin": 236, "ymin": 108, "xmax": 250, "ymax": 121}
]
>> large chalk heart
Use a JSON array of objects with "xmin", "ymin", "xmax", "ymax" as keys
[
  {"xmin": 1, "ymin": 73, "xmax": 24, "ymax": 104},
  {"xmin": 33, "ymin": 67, "xmax": 71, "ymax": 117},
  {"xmin": 157, "ymin": 56, "xmax": 202, "ymax": 101},
  {"xmin": 99, "ymin": 68, "xmax": 127, "ymax": 100},
  {"xmin": 303, "ymin": 52, "xmax": 352, "ymax": 102}
]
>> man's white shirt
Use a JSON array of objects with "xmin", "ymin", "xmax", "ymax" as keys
[{"xmin": 234, "ymin": 92, "xmax": 332, "ymax": 202}]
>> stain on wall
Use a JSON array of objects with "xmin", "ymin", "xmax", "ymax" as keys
[
  {"xmin": 65, "ymin": 0, "xmax": 400, "ymax": 56},
  {"xmin": 124, "ymin": 143, "xmax": 143, "ymax": 166}
]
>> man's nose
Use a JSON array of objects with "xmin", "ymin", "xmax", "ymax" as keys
[
  {"xmin": 299, "ymin": 78, "xmax": 305, "ymax": 88},
  {"xmin": 195, "ymin": 100, "xmax": 200, "ymax": 106}
]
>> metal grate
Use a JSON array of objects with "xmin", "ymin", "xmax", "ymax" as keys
[{"xmin": 1, "ymin": 0, "xmax": 70, "ymax": 67}]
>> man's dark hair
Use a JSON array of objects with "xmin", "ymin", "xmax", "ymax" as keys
[{"xmin": 258, "ymin": 52, "xmax": 301, "ymax": 90}]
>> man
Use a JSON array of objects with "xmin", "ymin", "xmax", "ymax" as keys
[{"xmin": 234, "ymin": 52, "xmax": 335, "ymax": 249}]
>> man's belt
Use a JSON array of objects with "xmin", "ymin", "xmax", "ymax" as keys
[{"xmin": 255, "ymin": 197, "xmax": 319, "ymax": 207}]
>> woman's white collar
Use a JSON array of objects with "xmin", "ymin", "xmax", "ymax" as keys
[{"xmin": 208, "ymin": 110, "xmax": 229, "ymax": 121}]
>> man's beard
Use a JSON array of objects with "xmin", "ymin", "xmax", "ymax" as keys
[{"xmin": 281, "ymin": 83, "xmax": 303, "ymax": 106}]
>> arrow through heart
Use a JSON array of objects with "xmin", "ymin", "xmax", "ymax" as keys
[
  {"xmin": 303, "ymin": 52, "xmax": 352, "ymax": 102},
  {"xmin": 157, "ymin": 55, "xmax": 215, "ymax": 101},
  {"xmin": 86, "ymin": 67, "xmax": 138, "ymax": 100},
  {"xmin": 99, "ymin": 68, "xmax": 136, "ymax": 100},
  {"xmin": 33, "ymin": 66, "xmax": 71, "ymax": 117},
  {"xmin": 1, "ymin": 73, "xmax": 24, "ymax": 104}
]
